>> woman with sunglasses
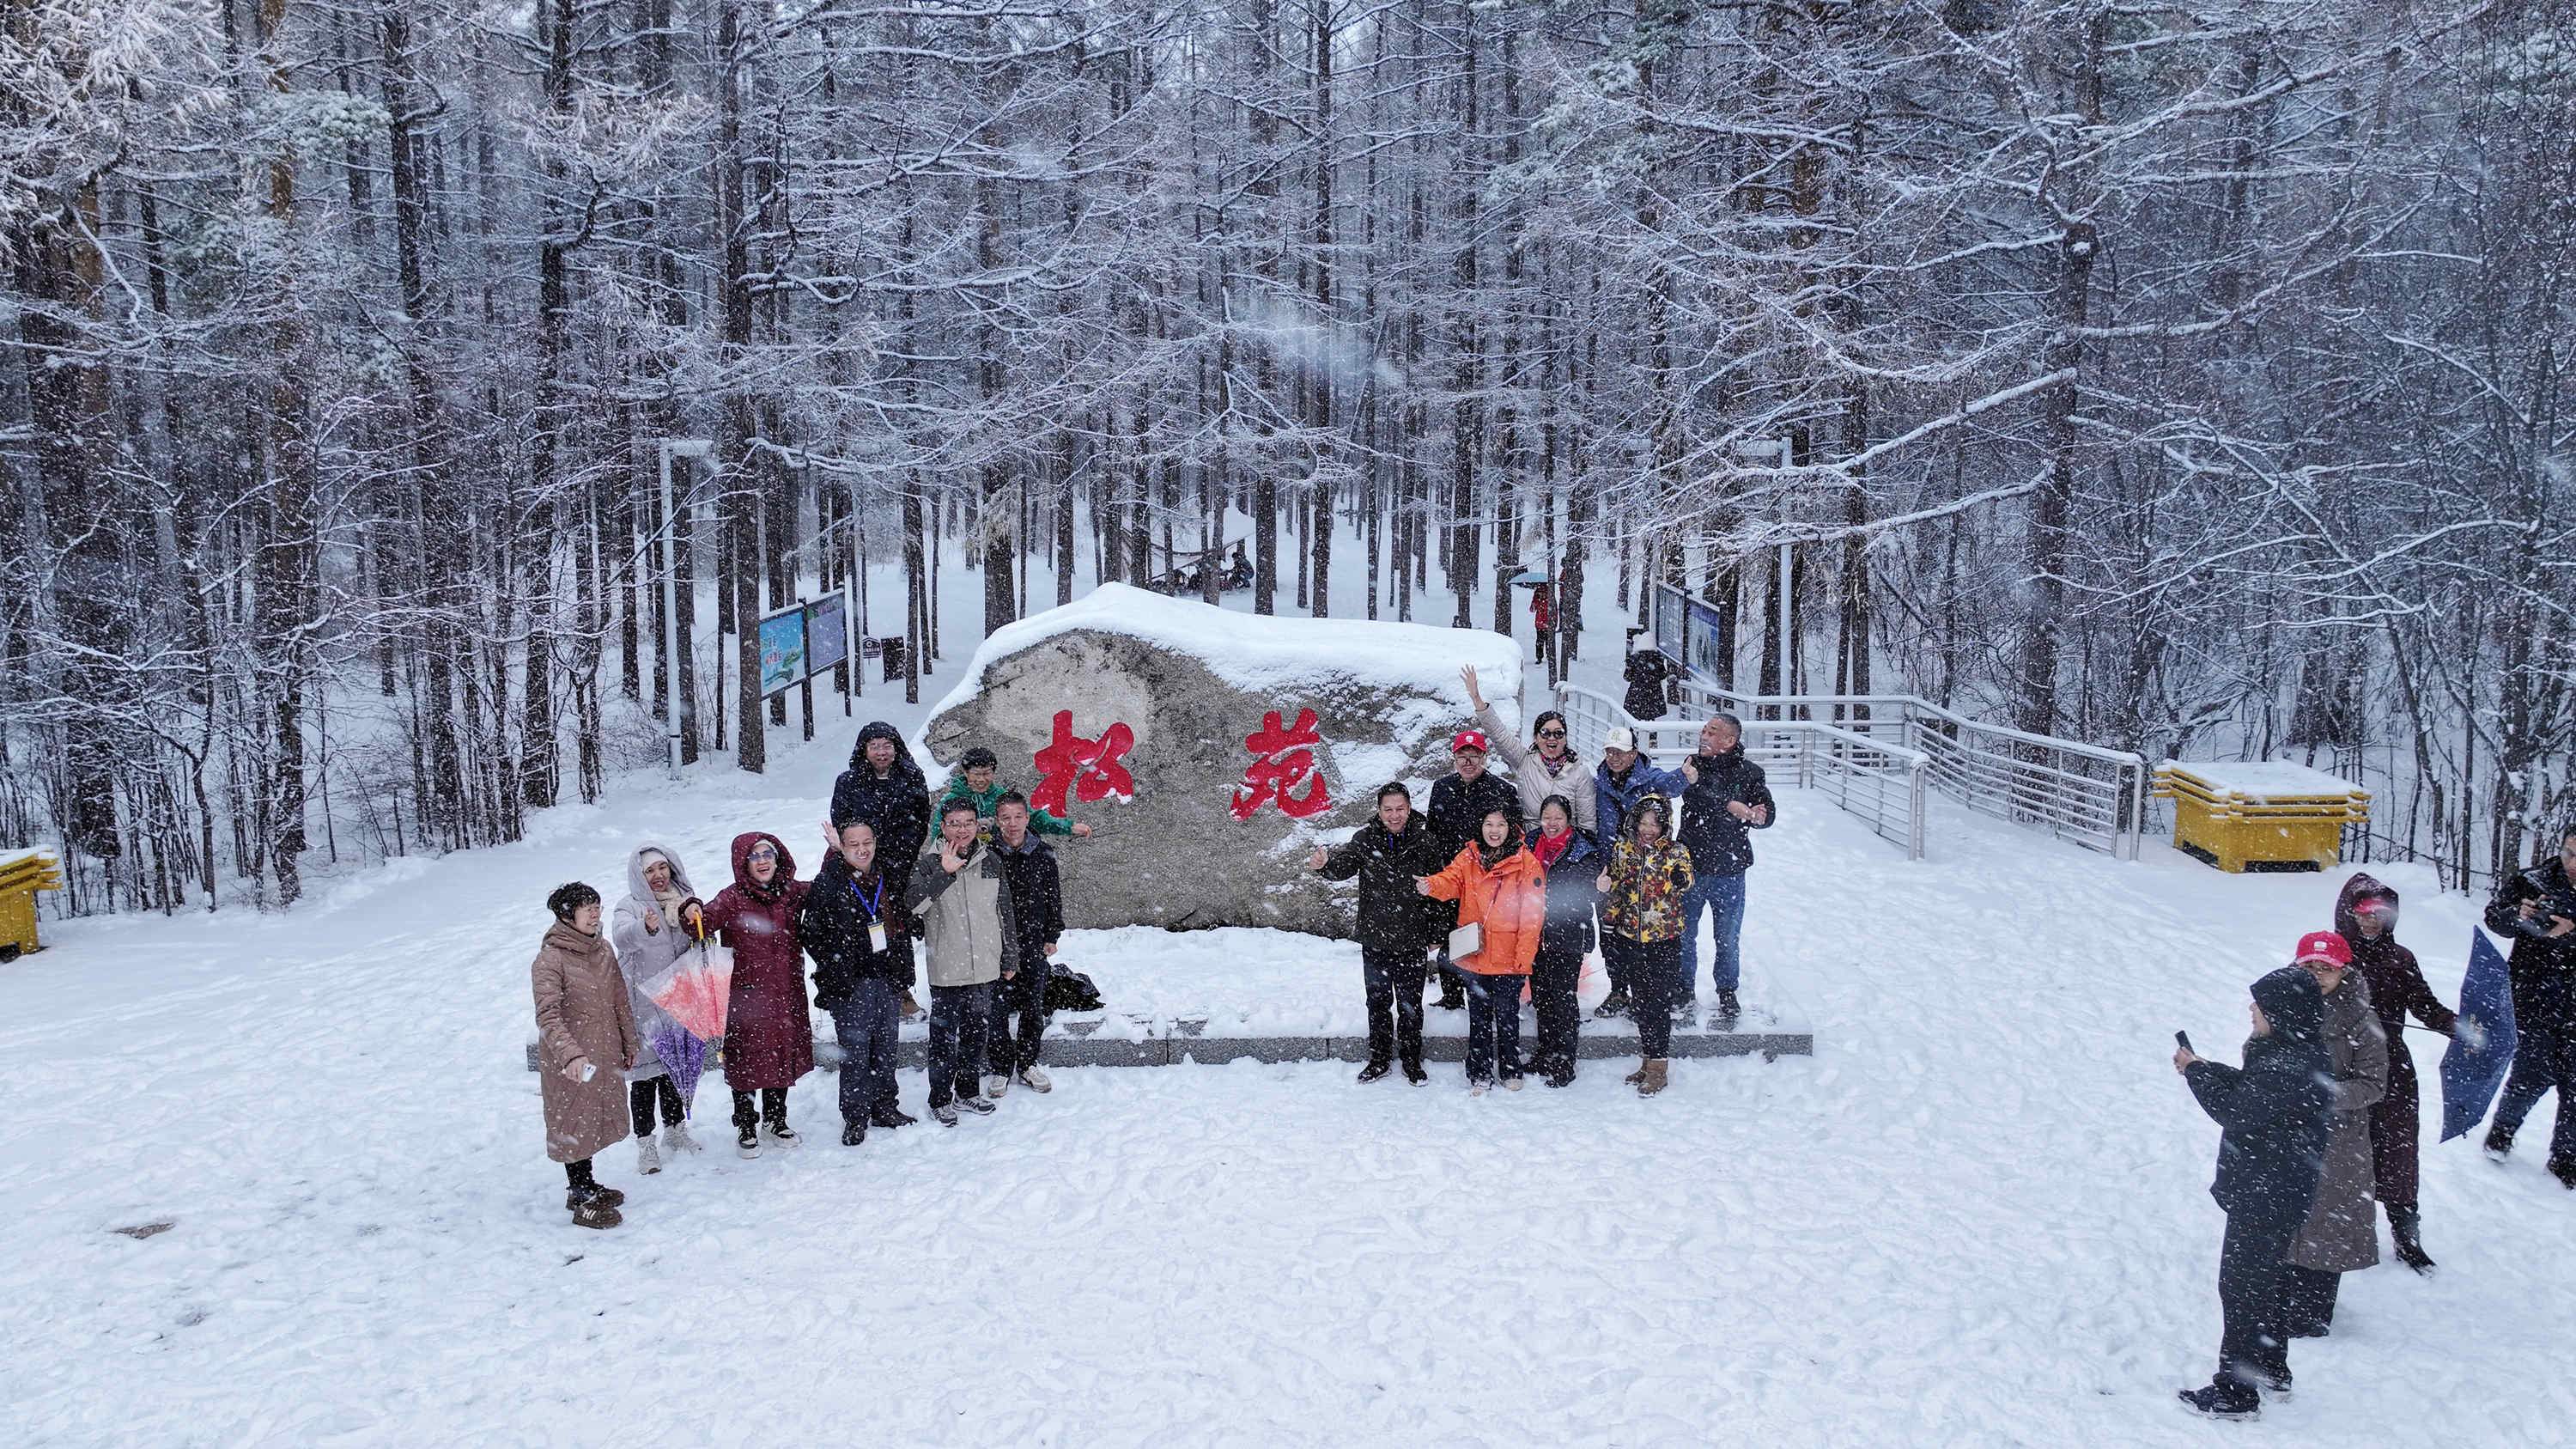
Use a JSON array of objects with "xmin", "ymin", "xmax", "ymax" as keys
[
  {"xmin": 699, "ymin": 830, "xmax": 825, "ymax": 1156},
  {"xmin": 1461, "ymin": 665, "xmax": 1596, "ymax": 834}
]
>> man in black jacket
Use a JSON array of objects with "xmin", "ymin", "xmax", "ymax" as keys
[
  {"xmin": 2174, "ymin": 955, "xmax": 2337, "ymax": 1420},
  {"xmin": 1310, "ymin": 783, "xmax": 1448, "ymax": 1084},
  {"xmin": 983, "ymin": 793, "xmax": 1066, "ymax": 1099},
  {"xmin": 1425, "ymin": 728, "xmax": 1522, "ymax": 1011},
  {"xmin": 830, "ymin": 721, "xmax": 932, "ymax": 1020},
  {"xmin": 1677, "ymin": 713, "xmax": 1776, "ymax": 1027},
  {"xmin": 2483, "ymin": 822, "xmax": 2576, "ymax": 1185},
  {"xmin": 797, "ymin": 819, "xmax": 920, "ymax": 1144}
]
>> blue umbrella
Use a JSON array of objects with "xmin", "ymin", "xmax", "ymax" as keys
[{"xmin": 2439, "ymin": 927, "xmax": 2519, "ymax": 1142}]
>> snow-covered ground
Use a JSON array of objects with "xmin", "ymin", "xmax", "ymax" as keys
[{"xmin": 7, "ymin": 675, "xmax": 2574, "ymax": 1445}]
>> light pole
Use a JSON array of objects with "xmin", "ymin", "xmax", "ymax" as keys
[{"xmin": 658, "ymin": 437, "xmax": 714, "ymax": 778}]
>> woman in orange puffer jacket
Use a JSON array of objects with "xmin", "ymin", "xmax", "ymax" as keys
[{"xmin": 1419, "ymin": 806, "xmax": 1547, "ymax": 1093}]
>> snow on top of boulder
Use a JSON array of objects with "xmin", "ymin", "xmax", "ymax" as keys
[
  {"xmin": 2160, "ymin": 758, "xmax": 2365, "ymax": 799},
  {"xmin": 924, "ymin": 582, "xmax": 1525, "ymax": 721}
]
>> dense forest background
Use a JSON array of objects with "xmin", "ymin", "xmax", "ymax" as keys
[{"xmin": 5, "ymin": 0, "xmax": 2572, "ymax": 914}]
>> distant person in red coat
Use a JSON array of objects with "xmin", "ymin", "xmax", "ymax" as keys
[{"xmin": 1530, "ymin": 582, "xmax": 1557, "ymax": 676}]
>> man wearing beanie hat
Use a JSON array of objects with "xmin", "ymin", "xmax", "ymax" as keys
[{"xmin": 2172, "ymin": 946, "xmax": 2338, "ymax": 1419}]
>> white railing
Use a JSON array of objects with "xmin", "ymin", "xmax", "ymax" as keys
[
  {"xmin": 1669, "ymin": 682, "xmax": 2149, "ymax": 859},
  {"xmin": 1556, "ymin": 684, "xmax": 1929, "ymax": 861}
]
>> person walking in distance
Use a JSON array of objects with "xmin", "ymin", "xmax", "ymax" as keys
[
  {"xmin": 1596, "ymin": 796, "xmax": 1695, "ymax": 1099},
  {"xmin": 1676, "ymin": 713, "xmax": 1776, "ymax": 1028},
  {"xmin": 532, "ymin": 883, "xmax": 641, "ymax": 1230},
  {"xmin": 1425, "ymin": 727, "xmax": 1522, "ymax": 1012},
  {"xmin": 908, "ymin": 800, "xmax": 1018, "ymax": 1126},
  {"xmin": 797, "ymin": 819, "xmax": 919, "ymax": 1144},
  {"xmin": 1591, "ymin": 727, "xmax": 1685, "ymax": 1020},
  {"xmin": 610, "ymin": 846, "xmax": 708, "ymax": 1173},
  {"xmin": 984, "ymin": 793, "xmax": 1064, "ymax": 1099},
  {"xmin": 2483, "ymin": 821, "xmax": 2576, "ymax": 1188},
  {"xmin": 1310, "ymin": 783, "xmax": 1447, "ymax": 1085},
  {"xmin": 698, "ymin": 831, "xmax": 822, "ymax": 1157},
  {"xmin": 2330, "ymin": 873, "xmax": 2464, "ymax": 1269},
  {"xmin": 2173, "ymin": 959, "xmax": 2336, "ymax": 1420},
  {"xmin": 1417, "ymin": 807, "xmax": 1546, "ymax": 1094},
  {"xmin": 2280, "ymin": 933, "xmax": 2388, "ymax": 1340}
]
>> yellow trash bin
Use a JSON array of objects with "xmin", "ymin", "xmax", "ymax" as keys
[
  {"xmin": 2153, "ymin": 764, "xmax": 2369, "ymax": 874},
  {"xmin": 0, "ymin": 849, "xmax": 66, "ymax": 961}
]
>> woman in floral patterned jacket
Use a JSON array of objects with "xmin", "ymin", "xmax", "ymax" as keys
[{"xmin": 1595, "ymin": 795, "xmax": 1696, "ymax": 1098}]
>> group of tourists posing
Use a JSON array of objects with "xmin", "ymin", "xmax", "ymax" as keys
[
  {"xmin": 526, "ymin": 679, "xmax": 1777, "ymax": 1230},
  {"xmin": 1304, "ymin": 666, "xmax": 1774, "ymax": 1096},
  {"xmin": 2170, "ymin": 824, "xmax": 2576, "ymax": 1422}
]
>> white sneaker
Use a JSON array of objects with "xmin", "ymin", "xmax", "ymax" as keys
[
  {"xmin": 984, "ymin": 1073, "xmax": 1010, "ymax": 1099},
  {"xmin": 1016, "ymin": 1064, "xmax": 1053, "ymax": 1093},
  {"xmin": 663, "ymin": 1122, "xmax": 702, "ymax": 1154},
  {"xmin": 635, "ymin": 1133, "xmax": 663, "ymax": 1176},
  {"xmin": 1470, "ymin": 1081, "xmax": 1490, "ymax": 1097}
]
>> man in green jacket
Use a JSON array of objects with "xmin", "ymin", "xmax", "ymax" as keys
[{"xmin": 939, "ymin": 746, "xmax": 1094, "ymax": 843}]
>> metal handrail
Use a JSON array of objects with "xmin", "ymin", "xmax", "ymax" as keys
[
  {"xmin": 1556, "ymin": 684, "xmax": 1929, "ymax": 861},
  {"xmin": 1667, "ymin": 680, "xmax": 2148, "ymax": 859}
]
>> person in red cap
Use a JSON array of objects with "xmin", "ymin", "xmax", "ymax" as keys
[
  {"xmin": 2280, "ymin": 928, "xmax": 2389, "ymax": 1341},
  {"xmin": 1424, "ymin": 721, "xmax": 1522, "ymax": 1014},
  {"xmin": 2172, "ymin": 947, "xmax": 2336, "ymax": 1420}
]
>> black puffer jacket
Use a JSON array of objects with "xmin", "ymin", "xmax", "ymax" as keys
[
  {"xmin": 2184, "ymin": 967, "xmax": 2336, "ymax": 1228},
  {"xmin": 1680, "ymin": 748, "xmax": 1777, "ymax": 877},
  {"xmin": 2483, "ymin": 855, "xmax": 2576, "ymax": 1037},
  {"xmin": 796, "ymin": 852, "xmax": 914, "ymax": 1010},
  {"xmin": 1316, "ymin": 813, "xmax": 1446, "ymax": 953},
  {"xmin": 1534, "ymin": 828, "xmax": 1603, "ymax": 959},
  {"xmin": 829, "ymin": 721, "xmax": 931, "ymax": 868},
  {"xmin": 993, "ymin": 831, "xmax": 1065, "ymax": 971},
  {"xmin": 1428, "ymin": 770, "xmax": 1522, "ymax": 861}
]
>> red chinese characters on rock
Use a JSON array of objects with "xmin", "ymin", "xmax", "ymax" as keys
[
  {"xmin": 1030, "ymin": 709, "xmax": 1137, "ymax": 819},
  {"xmin": 1231, "ymin": 707, "xmax": 1332, "ymax": 822}
]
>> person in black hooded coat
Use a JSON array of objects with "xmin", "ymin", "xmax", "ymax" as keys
[
  {"xmin": 830, "ymin": 721, "xmax": 932, "ymax": 1019},
  {"xmin": 2175, "ymin": 962, "xmax": 2336, "ymax": 1419},
  {"xmin": 2331, "ymin": 872, "xmax": 2457, "ymax": 1269}
]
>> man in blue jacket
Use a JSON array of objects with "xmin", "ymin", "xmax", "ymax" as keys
[
  {"xmin": 1591, "ymin": 727, "xmax": 1685, "ymax": 1018},
  {"xmin": 2173, "ymin": 950, "xmax": 2337, "ymax": 1420}
]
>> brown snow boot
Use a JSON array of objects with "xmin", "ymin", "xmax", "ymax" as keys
[
  {"xmin": 569, "ymin": 1194, "xmax": 623, "ymax": 1230},
  {"xmin": 1623, "ymin": 1061, "xmax": 1648, "ymax": 1086},
  {"xmin": 1637, "ymin": 1059, "xmax": 1669, "ymax": 1097}
]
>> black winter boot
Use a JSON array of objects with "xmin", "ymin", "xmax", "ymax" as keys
[
  {"xmin": 2176, "ymin": 1383, "xmax": 2259, "ymax": 1421},
  {"xmin": 2389, "ymin": 1203, "xmax": 2435, "ymax": 1274},
  {"xmin": 2484, "ymin": 1123, "xmax": 2515, "ymax": 1161}
]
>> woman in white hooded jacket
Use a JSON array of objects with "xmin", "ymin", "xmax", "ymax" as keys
[{"xmin": 611, "ymin": 844, "xmax": 708, "ymax": 1172}]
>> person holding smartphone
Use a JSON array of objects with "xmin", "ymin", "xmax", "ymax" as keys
[
  {"xmin": 532, "ymin": 882, "xmax": 641, "ymax": 1230},
  {"xmin": 2172, "ymin": 956, "xmax": 2336, "ymax": 1419},
  {"xmin": 2483, "ymin": 820, "xmax": 2576, "ymax": 1185},
  {"xmin": 908, "ymin": 799, "xmax": 1019, "ymax": 1126}
]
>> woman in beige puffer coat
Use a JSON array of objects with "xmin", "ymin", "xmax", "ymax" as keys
[{"xmin": 532, "ymin": 882, "xmax": 641, "ymax": 1229}]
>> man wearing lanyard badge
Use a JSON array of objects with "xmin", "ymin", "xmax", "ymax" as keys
[{"xmin": 798, "ymin": 818, "xmax": 920, "ymax": 1144}]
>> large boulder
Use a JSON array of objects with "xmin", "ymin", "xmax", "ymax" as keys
[{"xmin": 917, "ymin": 584, "xmax": 1523, "ymax": 935}]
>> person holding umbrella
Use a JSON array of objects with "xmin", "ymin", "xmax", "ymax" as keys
[
  {"xmin": 610, "ymin": 846, "xmax": 710, "ymax": 1174},
  {"xmin": 2330, "ymin": 873, "xmax": 2462, "ymax": 1270},
  {"xmin": 532, "ymin": 882, "xmax": 641, "ymax": 1231}
]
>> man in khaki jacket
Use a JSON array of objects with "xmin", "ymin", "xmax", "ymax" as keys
[{"xmin": 908, "ymin": 799, "xmax": 1019, "ymax": 1125}]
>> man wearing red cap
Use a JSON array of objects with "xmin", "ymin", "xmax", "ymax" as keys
[{"xmin": 1425, "ymin": 726, "xmax": 1522, "ymax": 1013}]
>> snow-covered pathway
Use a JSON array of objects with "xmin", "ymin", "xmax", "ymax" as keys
[{"xmin": 3, "ymin": 724, "xmax": 2573, "ymax": 1446}]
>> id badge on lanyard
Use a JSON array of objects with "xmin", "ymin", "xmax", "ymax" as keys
[
  {"xmin": 855, "ymin": 875, "xmax": 889, "ymax": 954},
  {"xmin": 869, "ymin": 921, "xmax": 889, "ymax": 953}
]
